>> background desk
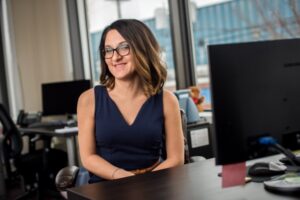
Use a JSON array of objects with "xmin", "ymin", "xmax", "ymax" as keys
[
  {"xmin": 68, "ymin": 155, "xmax": 298, "ymax": 200},
  {"xmin": 19, "ymin": 127, "xmax": 78, "ymax": 166}
]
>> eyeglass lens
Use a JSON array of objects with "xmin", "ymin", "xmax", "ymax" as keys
[{"xmin": 104, "ymin": 43, "xmax": 130, "ymax": 58}]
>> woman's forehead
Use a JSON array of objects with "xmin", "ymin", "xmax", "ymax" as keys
[{"xmin": 105, "ymin": 29, "xmax": 127, "ymax": 47}]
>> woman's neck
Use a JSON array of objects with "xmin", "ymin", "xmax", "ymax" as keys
[{"xmin": 110, "ymin": 77, "xmax": 144, "ymax": 99}]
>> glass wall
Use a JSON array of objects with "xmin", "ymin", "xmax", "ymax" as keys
[
  {"xmin": 190, "ymin": 0, "xmax": 300, "ymax": 110},
  {"xmin": 86, "ymin": 0, "xmax": 176, "ymax": 90}
]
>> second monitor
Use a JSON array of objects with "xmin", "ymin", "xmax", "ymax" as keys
[{"xmin": 42, "ymin": 80, "xmax": 91, "ymax": 116}]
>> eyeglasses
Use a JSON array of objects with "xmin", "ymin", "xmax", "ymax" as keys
[{"xmin": 103, "ymin": 43, "xmax": 130, "ymax": 59}]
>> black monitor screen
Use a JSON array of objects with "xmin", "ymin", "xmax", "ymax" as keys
[
  {"xmin": 208, "ymin": 39, "xmax": 300, "ymax": 165},
  {"xmin": 42, "ymin": 80, "xmax": 91, "ymax": 116}
]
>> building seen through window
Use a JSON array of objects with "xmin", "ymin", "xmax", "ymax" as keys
[{"xmin": 191, "ymin": 0, "xmax": 300, "ymax": 110}]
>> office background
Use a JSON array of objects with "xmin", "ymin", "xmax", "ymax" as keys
[
  {"xmin": 0, "ymin": 0, "xmax": 300, "ymax": 120},
  {"xmin": 1, "ymin": 1, "xmax": 300, "ymax": 198}
]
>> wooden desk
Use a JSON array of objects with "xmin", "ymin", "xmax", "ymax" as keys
[
  {"xmin": 67, "ymin": 155, "xmax": 298, "ymax": 200},
  {"xmin": 19, "ymin": 127, "xmax": 78, "ymax": 166}
]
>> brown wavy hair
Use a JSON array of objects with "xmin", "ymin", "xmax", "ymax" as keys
[{"xmin": 99, "ymin": 19, "xmax": 167, "ymax": 96}]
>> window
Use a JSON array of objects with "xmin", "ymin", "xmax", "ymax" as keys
[
  {"xmin": 190, "ymin": 0, "xmax": 300, "ymax": 110},
  {"xmin": 86, "ymin": 0, "xmax": 176, "ymax": 90}
]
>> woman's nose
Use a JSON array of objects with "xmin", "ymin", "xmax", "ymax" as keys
[{"xmin": 111, "ymin": 50, "xmax": 122, "ymax": 61}]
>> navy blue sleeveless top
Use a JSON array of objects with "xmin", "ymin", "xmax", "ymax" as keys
[{"xmin": 89, "ymin": 85, "xmax": 164, "ymax": 183}]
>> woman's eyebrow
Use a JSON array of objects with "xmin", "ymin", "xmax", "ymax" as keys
[
  {"xmin": 104, "ymin": 41, "xmax": 128, "ymax": 48},
  {"xmin": 119, "ymin": 41, "xmax": 128, "ymax": 45}
]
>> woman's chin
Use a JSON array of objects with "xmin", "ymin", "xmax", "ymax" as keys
[
  {"xmin": 113, "ymin": 70, "xmax": 136, "ymax": 80},
  {"xmin": 114, "ymin": 74, "xmax": 131, "ymax": 81}
]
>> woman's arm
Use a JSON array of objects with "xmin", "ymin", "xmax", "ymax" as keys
[
  {"xmin": 153, "ymin": 90, "xmax": 185, "ymax": 171},
  {"xmin": 77, "ymin": 88, "xmax": 134, "ymax": 180}
]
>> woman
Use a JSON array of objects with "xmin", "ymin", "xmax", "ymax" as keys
[{"xmin": 77, "ymin": 19, "xmax": 184, "ymax": 183}]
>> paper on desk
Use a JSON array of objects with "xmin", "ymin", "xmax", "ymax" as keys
[
  {"xmin": 222, "ymin": 162, "xmax": 246, "ymax": 188},
  {"xmin": 55, "ymin": 127, "xmax": 78, "ymax": 133}
]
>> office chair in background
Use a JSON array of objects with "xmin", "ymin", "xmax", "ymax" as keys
[
  {"xmin": 174, "ymin": 89, "xmax": 203, "ymax": 124},
  {"xmin": 0, "ymin": 103, "xmax": 67, "ymax": 199},
  {"xmin": 55, "ymin": 109, "xmax": 203, "ymax": 192},
  {"xmin": 0, "ymin": 103, "xmax": 44, "ymax": 198}
]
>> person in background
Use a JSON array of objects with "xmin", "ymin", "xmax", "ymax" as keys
[{"xmin": 77, "ymin": 19, "xmax": 184, "ymax": 183}]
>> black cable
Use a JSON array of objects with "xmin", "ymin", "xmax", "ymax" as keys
[{"xmin": 258, "ymin": 136, "xmax": 300, "ymax": 166}]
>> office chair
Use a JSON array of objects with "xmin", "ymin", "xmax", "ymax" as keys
[
  {"xmin": 174, "ymin": 89, "xmax": 202, "ymax": 124},
  {"xmin": 55, "ymin": 109, "xmax": 201, "ymax": 191},
  {"xmin": 0, "ymin": 103, "xmax": 45, "ymax": 198},
  {"xmin": 0, "ymin": 103, "xmax": 67, "ymax": 199}
]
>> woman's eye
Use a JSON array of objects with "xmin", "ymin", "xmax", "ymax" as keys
[
  {"xmin": 105, "ymin": 48, "xmax": 113, "ymax": 53},
  {"xmin": 119, "ymin": 44, "xmax": 129, "ymax": 50}
]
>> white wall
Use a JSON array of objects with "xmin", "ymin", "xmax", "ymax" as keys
[{"xmin": 11, "ymin": 0, "xmax": 72, "ymax": 112}]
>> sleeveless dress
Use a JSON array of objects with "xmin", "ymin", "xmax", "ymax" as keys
[{"xmin": 89, "ymin": 85, "xmax": 164, "ymax": 183}]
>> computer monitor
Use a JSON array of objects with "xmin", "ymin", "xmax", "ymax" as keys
[
  {"xmin": 42, "ymin": 80, "xmax": 91, "ymax": 116},
  {"xmin": 208, "ymin": 39, "xmax": 300, "ymax": 165}
]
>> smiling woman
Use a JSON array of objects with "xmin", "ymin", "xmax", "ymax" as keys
[
  {"xmin": 77, "ymin": 19, "xmax": 184, "ymax": 184},
  {"xmin": 99, "ymin": 19, "xmax": 167, "ymax": 96},
  {"xmin": 102, "ymin": 30, "xmax": 135, "ymax": 82}
]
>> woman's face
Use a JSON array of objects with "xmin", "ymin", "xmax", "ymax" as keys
[{"xmin": 104, "ymin": 29, "xmax": 135, "ymax": 81}]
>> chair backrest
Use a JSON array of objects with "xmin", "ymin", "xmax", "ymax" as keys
[
  {"xmin": 161, "ymin": 109, "xmax": 191, "ymax": 164},
  {"xmin": 174, "ymin": 90, "xmax": 201, "ymax": 124},
  {"xmin": 0, "ymin": 104, "xmax": 23, "ymax": 176},
  {"xmin": 180, "ymin": 109, "xmax": 192, "ymax": 164}
]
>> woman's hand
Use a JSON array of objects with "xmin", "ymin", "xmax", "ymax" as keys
[{"xmin": 112, "ymin": 168, "xmax": 135, "ymax": 180}]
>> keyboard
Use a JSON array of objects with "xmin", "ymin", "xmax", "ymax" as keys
[{"xmin": 28, "ymin": 121, "xmax": 67, "ymax": 129}]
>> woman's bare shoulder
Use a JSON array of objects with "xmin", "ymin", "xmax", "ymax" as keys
[
  {"xmin": 162, "ymin": 89, "xmax": 178, "ymax": 104},
  {"xmin": 162, "ymin": 89, "xmax": 179, "ymax": 111},
  {"xmin": 78, "ymin": 88, "xmax": 95, "ymax": 108}
]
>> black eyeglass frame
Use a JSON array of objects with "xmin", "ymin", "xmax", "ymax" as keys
[{"xmin": 102, "ymin": 43, "xmax": 131, "ymax": 59}]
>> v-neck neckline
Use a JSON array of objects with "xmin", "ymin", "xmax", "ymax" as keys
[{"xmin": 104, "ymin": 87, "xmax": 151, "ymax": 127}]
